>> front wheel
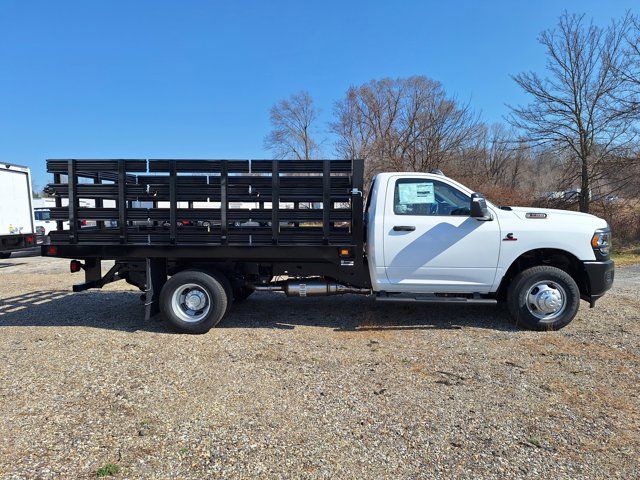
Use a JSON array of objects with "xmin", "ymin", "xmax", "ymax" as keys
[
  {"xmin": 507, "ymin": 266, "xmax": 580, "ymax": 331},
  {"xmin": 159, "ymin": 270, "xmax": 231, "ymax": 334},
  {"xmin": 0, "ymin": 252, "xmax": 11, "ymax": 259}
]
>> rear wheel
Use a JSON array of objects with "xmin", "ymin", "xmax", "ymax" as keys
[
  {"xmin": 507, "ymin": 266, "xmax": 580, "ymax": 331},
  {"xmin": 159, "ymin": 270, "xmax": 230, "ymax": 333},
  {"xmin": 0, "ymin": 252, "xmax": 10, "ymax": 259}
]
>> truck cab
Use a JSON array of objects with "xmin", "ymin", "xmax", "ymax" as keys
[
  {"xmin": 366, "ymin": 171, "xmax": 614, "ymax": 330},
  {"xmin": 34, "ymin": 208, "xmax": 70, "ymax": 237}
]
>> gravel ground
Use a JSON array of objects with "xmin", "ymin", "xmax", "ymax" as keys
[{"xmin": 0, "ymin": 250, "xmax": 638, "ymax": 479}]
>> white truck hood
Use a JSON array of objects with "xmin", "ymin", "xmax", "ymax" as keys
[
  {"xmin": 506, "ymin": 207, "xmax": 608, "ymax": 229},
  {"xmin": 490, "ymin": 206, "xmax": 609, "ymax": 263}
]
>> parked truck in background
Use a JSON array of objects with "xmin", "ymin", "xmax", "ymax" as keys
[
  {"xmin": 33, "ymin": 198, "xmax": 72, "ymax": 239},
  {"xmin": 42, "ymin": 159, "xmax": 614, "ymax": 333},
  {"xmin": 0, "ymin": 163, "xmax": 36, "ymax": 258}
]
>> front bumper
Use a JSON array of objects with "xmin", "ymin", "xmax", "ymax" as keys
[{"xmin": 582, "ymin": 259, "xmax": 615, "ymax": 307}]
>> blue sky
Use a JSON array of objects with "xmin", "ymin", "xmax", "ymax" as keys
[{"xmin": 1, "ymin": 0, "xmax": 637, "ymax": 189}]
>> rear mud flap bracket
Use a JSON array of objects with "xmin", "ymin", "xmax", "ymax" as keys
[{"xmin": 145, "ymin": 258, "xmax": 167, "ymax": 320}]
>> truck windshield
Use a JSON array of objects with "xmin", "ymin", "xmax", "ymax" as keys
[{"xmin": 35, "ymin": 210, "xmax": 51, "ymax": 220}]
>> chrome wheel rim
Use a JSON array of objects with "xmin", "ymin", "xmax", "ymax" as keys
[
  {"xmin": 171, "ymin": 283, "xmax": 211, "ymax": 323},
  {"xmin": 525, "ymin": 281, "xmax": 566, "ymax": 320}
]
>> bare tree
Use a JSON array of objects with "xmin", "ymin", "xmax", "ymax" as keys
[
  {"xmin": 464, "ymin": 123, "xmax": 524, "ymax": 186},
  {"xmin": 509, "ymin": 12, "xmax": 639, "ymax": 213},
  {"xmin": 619, "ymin": 13, "xmax": 640, "ymax": 109},
  {"xmin": 331, "ymin": 76, "xmax": 479, "ymax": 184},
  {"xmin": 265, "ymin": 91, "xmax": 320, "ymax": 160}
]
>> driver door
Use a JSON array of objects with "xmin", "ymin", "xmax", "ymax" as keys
[{"xmin": 383, "ymin": 176, "xmax": 501, "ymax": 293}]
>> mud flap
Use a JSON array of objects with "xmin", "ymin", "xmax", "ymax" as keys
[
  {"xmin": 85, "ymin": 258, "xmax": 102, "ymax": 283},
  {"xmin": 145, "ymin": 258, "xmax": 167, "ymax": 320}
]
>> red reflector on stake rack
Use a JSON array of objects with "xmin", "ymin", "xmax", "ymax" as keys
[{"xmin": 47, "ymin": 246, "xmax": 58, "ymax": 255}]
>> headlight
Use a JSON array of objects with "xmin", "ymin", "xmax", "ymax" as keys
[{"xmin": 591, "ymin": 228, "xmax": 611, "ymax": 256}]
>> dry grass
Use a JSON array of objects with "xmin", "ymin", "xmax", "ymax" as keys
[{"xmin": 612, "ymin": 245, "xmax": 640, "ymax": 266}]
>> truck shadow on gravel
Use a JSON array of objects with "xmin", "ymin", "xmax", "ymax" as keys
[
  {"xmin": 0, "ymin": 262, "xmax": 27, "ymax": 269},
  {"xmin": 0, "ymin": 290, "xmax": 166, "ymax": 333},
  {"xmin": 0, "ymin": 290, "xmax": 518, "ymax": 333},
  {"xmin": 224, "ymin": 294, "xmax": 518, "ymax": 332}
]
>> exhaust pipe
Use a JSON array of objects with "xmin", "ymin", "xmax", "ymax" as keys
[{"xmin": 253, "ymin": 280, "xmax": 370, "ymax": 297}]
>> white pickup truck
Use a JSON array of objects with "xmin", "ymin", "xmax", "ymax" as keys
[
  {"xmin": 43, "ymin": 159, "xmax": 614, "ymax": 333},
  {"xmin": 365, "ymin": 172, "xmax": 614, "ymax": 330}
]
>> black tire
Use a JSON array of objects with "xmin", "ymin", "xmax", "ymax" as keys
[
  {"xmin": 507, "ymin": 266, "xmax": 580, "ymax": 331},
  {"xmin": 233, "ymin": 286, "xmax": 254, "ymax": 303},
  {"xmin": 159, "ymin": 270, "xmax": 231, "ymax": 334},
  {"xmin": 0, "ymin": 252, "xmax": 10, "ymax": 259}
]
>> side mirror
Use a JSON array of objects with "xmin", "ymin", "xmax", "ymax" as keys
[{"xmin": 470, "ymin": 193, "xmax": 492, "ymax": 221}]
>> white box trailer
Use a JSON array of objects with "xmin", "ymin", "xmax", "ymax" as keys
[{"xmin": 0, "ymin": 163, "xmax": 36, "ymax": 258}]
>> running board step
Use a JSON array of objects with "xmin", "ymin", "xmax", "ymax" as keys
[{"xmin": 376, "ymin": 294, "xmax": 497, "ymax": 305}]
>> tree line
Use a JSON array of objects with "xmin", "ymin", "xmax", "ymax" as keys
[{"xmin": 264, "ymin": 11, "xmax": 640, "ymax": 241}]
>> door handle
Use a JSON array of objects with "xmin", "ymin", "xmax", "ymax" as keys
[{"xmin": 393, "ymin": 225, "xmax": 416, "ymax": 232}]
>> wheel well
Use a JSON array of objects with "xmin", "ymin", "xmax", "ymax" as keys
[
  {"xmin": 496, "ymin": 249, "xmax": 587, "ymax": 300},
  {"xmin": 168, "ymin": 262, "xmax": 247, "ymax": 295}
]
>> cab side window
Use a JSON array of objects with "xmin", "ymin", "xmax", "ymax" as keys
[{"xmin": 393, "ymin": 179, "xmax": 470, "ymax": 216}]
